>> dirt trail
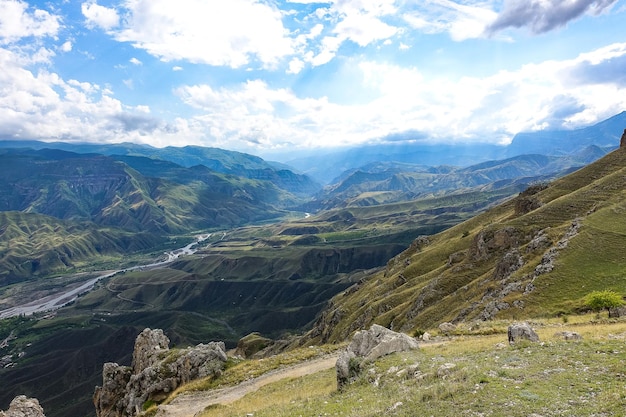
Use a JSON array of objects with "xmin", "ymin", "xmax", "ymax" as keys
[{"xmin": 155, "ymin": 353, "xmax": 339, "ymax": 417}]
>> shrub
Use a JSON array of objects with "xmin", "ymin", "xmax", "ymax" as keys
[{"xmin": 584, "ymin": 290, "xmax": 625, "ymax": 314}]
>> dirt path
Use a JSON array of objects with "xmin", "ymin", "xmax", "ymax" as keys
[{"xmin": 155, "ymin": 353, "xmax": 339, "ymax": 417}]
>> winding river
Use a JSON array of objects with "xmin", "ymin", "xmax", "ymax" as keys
[{"xmin": 0, "ymin": 234, "xmax": 212, "ymax": 319}]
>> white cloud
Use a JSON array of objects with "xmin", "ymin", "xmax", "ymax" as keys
[
  {"xmin": 109, "ymin": 0, "xmax": 293, "ymax": 68},
  {"xmin": 81, "ymin": 1, "xmax": 119, "ymax": 30},
  {"xmin": 287, "ymin": 57, "xmax": 305, "ymax": 74},
  {"xmin": 60, "ymin": 40, "xmax": 72, "ymax": 52},
  {"xmin": 0, "ymin": 0, "xmax": 61, "ymax": 44},
  {"xmin": 171, "ymin": 43, "xmax": 626, "ymax": 150},
  {"xmin": 129, "ymin": 57, "xmax": 142, "ymax": 65},
  {"xmin": 0, "ymin": 46, "xmax": 190, "ymax": 146},
  {"xmin": 172, "ymin": 66, "xmax": 183, "ymax": 71},
  {"xmin": 403, "ymin": 0, "xmax": 497, "ymax": 41},
  {"xmin": 333, "ymin": 11, "xmax": 398, "ymax": 46}
]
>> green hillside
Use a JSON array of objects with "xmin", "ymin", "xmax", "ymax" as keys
[
  {"xmin": 0, "ymin": 211, "xmax": 162, "ymax": 286},
  {"xmin": 305, "ymin": 147, "xmax": 626, "ymax": 344}
]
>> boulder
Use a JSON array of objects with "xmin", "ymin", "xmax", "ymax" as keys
[
  {"xmin": 94, "ymin": 329, "xmax": 227, "ymax": 417},
  {"xmin": 507, "ymin": 322, "xmax": 539, "ymax": 344},
  {"xmin": 336, "ymin": 324, "xmax": 419, "ymax": 389},
  {"xmin": 0, "ymin": 396, "xmax": 45, "ymax": 417},
  {"xmin": 438, "ymin": 322, "xmax": 456, "ymax": 335}
]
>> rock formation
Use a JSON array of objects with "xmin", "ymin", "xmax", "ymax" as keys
[
  {"xmin": 336, "ymin": 324, "xmax": 419, "ymax": 389},
  {"xmin": 0, "ymin": 396, "xmax": 45, "ymax": 417},
  {"xmin": 94, "ymin": 328, "xmax": 227, "ymax": 417},
  {"xmin": 507, "ymin": 322, "xmax": 539, "ymax": 344},
  {"xmin": 620, "ymin": 128, "xmax": 626, "ymax": 148}
]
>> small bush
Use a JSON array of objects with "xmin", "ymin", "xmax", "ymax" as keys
[{"xmin": 585, "ymin": 290, "xmax": 624, "ymax": 314}]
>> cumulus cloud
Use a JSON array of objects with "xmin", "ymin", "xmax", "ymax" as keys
[
  {"xmin": 0, "ymin": 0, "xmax": 61, "ymax": 44},
  {"xmin": 108, "ymin": 0, "xmax": 293, "ymax": 68},
  {"xmin": 486, "ymin": 0, "xmax": 617, "ymax": 35},
  {"xmin": 0, "ymin": 46, "xmax": 187, "ymax": 145},
  {"xmin": 81, "ymin": 1, "xmax": 119, "ymax": 30},
  {"xmin": 129, "ymin": 57, "xmax": 142, "ymax": 65},
  {"xmin": 565, "ymin": 43, "xmax": 626, "ymax": 87}
]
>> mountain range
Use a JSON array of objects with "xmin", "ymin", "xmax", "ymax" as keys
[{"xmin": 0, "ymin": 111, "xmax": 625, "ymax": 416}]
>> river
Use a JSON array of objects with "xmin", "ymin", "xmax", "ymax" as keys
[{"xmin": 0, "ymin": 234, "xmax": 212, "ymax": 319}]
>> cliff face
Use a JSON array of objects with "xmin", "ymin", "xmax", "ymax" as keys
[{"xmin": 94, "ymin": 328, "xmax": 227, "ymax": 417}]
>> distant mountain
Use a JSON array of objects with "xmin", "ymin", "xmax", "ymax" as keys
[
  {"xmin": 304, "ymin": 146, "xmax": 626, "ymax": 344},
  {"xmin": 506, "ymin": 111, "xmax": 626, "ymax": 156},
  {"xmin": 0, "ymin": 141, "xmax": 321, "ymax": 197},
  {"xmin": 307, "ymin": 148, "xmax": 608, "ymax": 211},
  {"xmin": 286, "ymin": 142, "xmax": 505, "ymax": 184},
  {"xmin": 284, "ymin": 111, "xmax": 625, "ymax": 184}
]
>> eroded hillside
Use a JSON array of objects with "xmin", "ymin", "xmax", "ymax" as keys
[{"xmin": 305, "ymin": 147, "xmax": 626, "ymax": 344}]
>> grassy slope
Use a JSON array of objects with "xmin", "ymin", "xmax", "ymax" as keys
[
  {"xmin": 169, "ymin": 317, "xmax": 626, "ymax": 417},
  {"xmin": 304, "ymin": 147, "xmax": 626, "ymax": 344}
]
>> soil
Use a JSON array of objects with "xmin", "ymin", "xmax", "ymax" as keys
[{"xmin": 154, "ymin": 353, "xmax": 339, "ymax": 417}]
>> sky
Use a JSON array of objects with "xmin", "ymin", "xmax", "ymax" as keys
[{"xmin": 1, "ymin": 0, "xmax": 626, "ymax": 158}]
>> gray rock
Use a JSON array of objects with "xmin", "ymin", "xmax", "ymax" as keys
[
  {"xmin": 336, "ymin": 324, "xmax": 419, "ymax": 389},
  {"xmin": 507, "ymin": 322, "xmax": 539, "ymax": 344},
  {"xmin": 554, "ymin": 331, "xmax": 582, "ymax": 341},
  {"xmin": 437, "ymin": 363, "xmax": 457, "ymax": 378},
  {"xmin": 0, "ymin": 396, "xmax": 46, "ymax": 417},
  {"xmin": 438, "ymin": 322, "xmax": 456, "ymax": 335},
  {"xmin": 94, "ymin": 328, "xmax": 227, "ymax": 417}
]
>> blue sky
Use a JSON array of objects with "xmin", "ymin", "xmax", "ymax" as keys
[{"xmin": 0, "ymin": 0, "xmax": 625, "ymax": 157}]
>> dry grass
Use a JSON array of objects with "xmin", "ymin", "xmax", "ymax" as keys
[{"xmin": 175, "ymin": 317, "xmax": 626, "ymax": 417}]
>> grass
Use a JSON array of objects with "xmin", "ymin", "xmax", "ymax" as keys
[
  {"xmin": 170, "ymin": 343, "xmax": 344, "ymax": 396},
  {"xmin": 191, "ymin": 318, "xmax": 626, "ymax": 417}
]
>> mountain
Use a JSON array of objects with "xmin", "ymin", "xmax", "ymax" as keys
[
  {"xmin": 506, "ymin": 111, "xmax": 626, "ymax": 156},
  {"xmin": 307, "ymin": 149, "xmax": 608, "ymax": 211},
  {"xmin": 0, "ymin": 211, "xmax": 162, "ymax": 286},
  {"xmin": 0, "ymin": 148, "xmax": 302, "ymax": 282},
  {"xmin": 284, "ymin": 112, "xmax": 625, "ymax": 184},
  {"xmin": 0, "ymin": 148, "xmax": 286, "ymax": 234},
  {"xmin": 303, "ymin": 146, "xmax": 626, "ymax": 344},
  {"xmin": 0, "ymin": 141, "xmax": 321, "ymax": 197}
]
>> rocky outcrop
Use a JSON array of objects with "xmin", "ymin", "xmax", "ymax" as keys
[
  {"xmin": 620, "ymin": 128, "xmax": 626, "ymax": 148},
  {"xmin": 507, "ymin": 323, "xmax": 539, "ymax": 344},
  {"xmin": 94, "ymin": 328, "xmax": 227, "ymax": 417},
  {"xmin": 0, "ymin": 396, "xmax": 45, "ymax": 417},
  {"xmin": 336, "ymin": 325, "xmax": 419, "ymax": 389}
]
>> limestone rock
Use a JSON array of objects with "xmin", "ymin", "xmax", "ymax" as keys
[
  {"xmin": 336, "ymin": 324, "xmax": 419, "ymax": 389},
  {"xmin": 0, "ymin": 396, "xmax": 46, "ymax": 417},
  {"xmin": 132, "ymin": 328, "xmax": 170, "ymax": 374},
  {"xmin": 507, "ymin": 322, "xmax": 539, "ymax": 344},
  {"xmin": 94, "ymin": 328, "xmax": 227, "ymax": 417}
]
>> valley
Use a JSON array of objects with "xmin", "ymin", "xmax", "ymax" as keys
[
  {"xmin": 0, "ymin": 233, "xmax": 211, "ymax": 319},
  {"xmin": 0, "ymin": 113, "xmax": 625, "ymax": 417}
]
